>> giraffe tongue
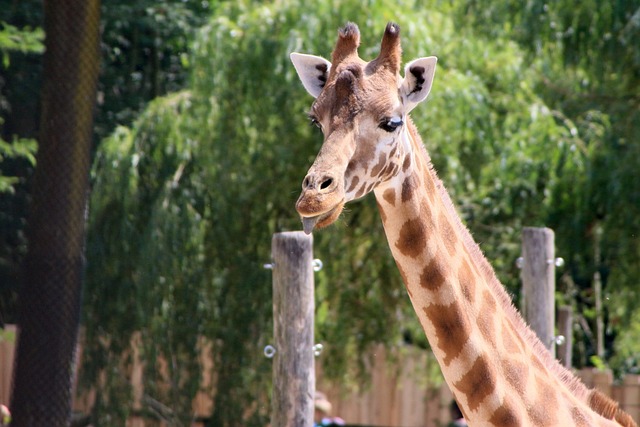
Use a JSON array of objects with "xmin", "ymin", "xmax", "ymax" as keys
[{"xmin": 302, "ymin": 216, "xmax": 320, "ymax": 235}]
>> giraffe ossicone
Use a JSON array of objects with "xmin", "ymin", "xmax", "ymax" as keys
[{"xmin": 290, "ymin": 22, "xmax": 637, "ymax": 427}]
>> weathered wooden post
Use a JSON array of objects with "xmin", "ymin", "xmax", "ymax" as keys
[
  {"xmin": 521, "ymin": 227, "xmax": 556, "ymax": 356},
  {"xmin": 270, "ymin": 231, "xmax": 315, "ymax": 427},
  {"xmin": 557, "ymin": 305, "xmax": 573, "ymax": 368}
]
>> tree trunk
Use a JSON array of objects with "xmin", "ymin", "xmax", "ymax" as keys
[{"xmin": 10, "ymin": 1, "xmax": 100, "ymax": 425}]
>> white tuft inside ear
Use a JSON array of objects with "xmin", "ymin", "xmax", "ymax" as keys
[
  {"xmin": 399, "ymin": 56, "xmax": 437, "ymax": 112},
  {"xmin": 290, "ymin": 53, "xmax": 332, "ymax": 98}
]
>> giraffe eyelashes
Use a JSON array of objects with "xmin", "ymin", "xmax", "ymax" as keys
[
  {"xmin": 308, "ymin": 114, "xmax": 322, "ymax": 130},
  {"xmin": 380, "ymin": 117, "xmax": 403, "ymax": 132}
]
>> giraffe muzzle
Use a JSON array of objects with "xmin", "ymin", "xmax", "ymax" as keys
[
  {"xmin": 296, "ymin": 172, "xmax": 346, "ymax": 234},
  {"xmin": 298, "ymin": 201, "xmax": 345, "ymax": 234}
]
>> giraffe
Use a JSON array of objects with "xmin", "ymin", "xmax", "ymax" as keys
[{"xmin": 290, "ymin": 22, "xmax": 637, "ymax": 427}]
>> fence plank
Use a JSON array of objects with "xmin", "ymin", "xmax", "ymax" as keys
[{"xmin": 3, "ymin": 333, "xmax": 639, "ymax": 426}]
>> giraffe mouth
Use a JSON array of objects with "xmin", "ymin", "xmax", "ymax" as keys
[{"xmin": 300, "ymin": 201, "xmax": 345, "ymax": 234}]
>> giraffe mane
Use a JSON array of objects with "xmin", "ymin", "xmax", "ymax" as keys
[{"xmin": 589, "ymin": 390, "xmax": 638, "ymax": 427}]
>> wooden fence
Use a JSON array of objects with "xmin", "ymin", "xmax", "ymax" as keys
[{"xmin": 0, "ymin": 325, "xmax": 639, "ymax": 426}]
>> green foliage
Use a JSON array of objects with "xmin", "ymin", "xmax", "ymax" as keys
[
  {"xmin": 590, "ymin": 355, "xmax": 607, "ymax": 371},
  {"xmin": 611, "ymin": 308, "xmax": 640, "ymax": 376},
  {"xmin": 0, "ymin": 136, "xmax": 36, "ymax": 194},
  {"xmin": 0, "ymin": 21, "xmax": 44, "ymax": 67},
  {"xmin": 0, "ymin": 17, "xmax": 42, "ymax": 319},
  {"xmin": 456, "ymin": 0, "xmax": 640, "ymax": 373},
  {"xmin": 95, "ymin": 0, "xmax": 210, "ymax": 137}
]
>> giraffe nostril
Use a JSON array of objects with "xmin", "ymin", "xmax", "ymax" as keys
[{"xmin": 320, "ymin": 178, "xmax": 333, "ymax": 191}]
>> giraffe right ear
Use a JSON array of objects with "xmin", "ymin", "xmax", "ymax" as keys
[
  {"xmin": 399, "ymin": 56, "xmax": 437, "ymax": 113},
  {"xmin": 290, "ymin": 53, "xmax": 331, "ymax": 98}
]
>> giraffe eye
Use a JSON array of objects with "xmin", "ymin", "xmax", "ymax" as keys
[
  {"xmin": 308, "ymin": 114, "xmax": 322, "ymax": 129},
  {"xmin": 380, "ymin": 117, "xmax": 403, "ymax": 132}
]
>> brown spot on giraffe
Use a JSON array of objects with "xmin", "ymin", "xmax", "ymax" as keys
[
  {"xmin": 419, "ymin": 258, "xmax": 446, "ymax": 291},
  {"xmin": 482, "ymin": 290, "xmax": 496, "ymax": 310},
  {"xmin": 346, "ymin": 160, "xmax": 356, "ymax": 177},
  {"xmin": 531, "ymin": 354, "xmax": 547, "ymax": 375},
  {"xmin": 380, "ymin": 162, "xmax": 399, "ymax": 181},
  {"xmin": 476, "ymin": 290, "xmax": 498, "ymax": 347},
  {"xmin": 395, "ymin": 217, "xmax": 427, "ymax": 258},
  {"xmin": 489, "ymin": 398, "xmax": 521, "ymax": 427},
  {"xmin": 506, "ymin": 318, "xmax": 527, "ymax": 355},
  {"xmin": 502, "ymin": 319, "xmax": 523, "ymax": 355},
  {"xmin": 501, "ymin": 358, "xmax": 528, "ymax": 398},
  {"xmin": 424, "ymin": 302, "xmax": 471, "ymax": 366},
  {"xmin": 348, "ymin": 138, "xmax": 377, "ymax": 176},
  {"xmin": 477, "ymin": 300, "xmax": 497, "ymax": 349},
  {"xmin": 528, "ymin": 377, "xmax": 559, "ymax": 425},
  {"xmin": 382, "ymin": 188, "xmax": 396, "ymax": 206},
  {"xmin": 458, "ymin": 259, "xmax": 475, "ymax": 303},
  {"xmin": 438, "ymin": 211, "xmax": 457, "ymax": 257},
  {"xmin": 347, "ymin": 175, "xmax": 360, "ymax": 193},
  {"xmin": 370, "ymin": 152, "xmax": 387, "ymax": 177},
  {"xmin": 402, "ymin": 154, "xmax": 411, "ymax": 172},
  {"xmin": 571, "ymin": 407, "xmax": 591, "ymax": 427},
  {"xmin": 454, "ymin": 355, "xmax": 497, "ymax": 411},
  {"xmin": 355, "ymin": 183, "xmax": 367, "ymax": 199},
  {"xmin": 365, "ymin": 182, "xmax": 375, "ymax": 194},
  {"xmin": 401, "ymin": 173, "xmax": 417, "ymax": 202}
]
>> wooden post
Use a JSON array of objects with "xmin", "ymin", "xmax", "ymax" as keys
[
  {"xmin": 521, "ymin": 227, "xmax": 556, "ymax": 356},
  {"xmin": 271, "ymin": 232, "xmax": 315, "ymax": 427},
  {"xmin": 593, "ymin": 224, "xmax": 605, "ymax": 359},
  {"xmin": 557, "ymin": 306, "xmax": 573, "ymax": 368}
]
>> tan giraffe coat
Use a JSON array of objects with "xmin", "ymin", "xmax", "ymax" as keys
[{"xmin": 290, "ymin": 22, "xmax": 637, "ymax": 427}]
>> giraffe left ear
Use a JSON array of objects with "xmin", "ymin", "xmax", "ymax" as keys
[
  {"xmin": 399, "ymin": 56, "xmax": 437, "ymax": 112},
  {"xmin": 290, "ymin": 53, "xmax": 332, "ymax": 98}
]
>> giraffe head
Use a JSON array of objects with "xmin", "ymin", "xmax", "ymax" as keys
[{"xmin": 291, "ymin": 22, "xmax": 437, "ymax": 233}]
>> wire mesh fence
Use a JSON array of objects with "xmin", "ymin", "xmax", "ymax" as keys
[{"xmin": 9, "ymin": 1, "xmax": 100, "ymax": 425}]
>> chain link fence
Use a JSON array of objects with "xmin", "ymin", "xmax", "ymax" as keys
[{"xmin": 9, "ymin": 1, "xmax": 100, "ymax": 425}]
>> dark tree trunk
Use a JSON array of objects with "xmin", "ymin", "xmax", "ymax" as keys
[{"xmin": 10, "ymin": 1, "xmax": 100, "ymax": 425}]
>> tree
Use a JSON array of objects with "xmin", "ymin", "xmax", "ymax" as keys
[
  {"xmin": 95, "ymin": 0, "xmax": 210, "ymax": 138},
  {"xmin": 455, "ymin": 0, "xmax": 640, "ymax": 373},
  {"xmin": 0, "ymin": 20, "xmax": 42, "ymax": 325},
  {"xmin": 0, "ymin": 0, "xmax": 206, "ymax": 325}
]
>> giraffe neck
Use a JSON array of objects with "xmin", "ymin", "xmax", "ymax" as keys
[{"xmin": 372, "ymin": 118, "xmax": 627, "ymax": 426}]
